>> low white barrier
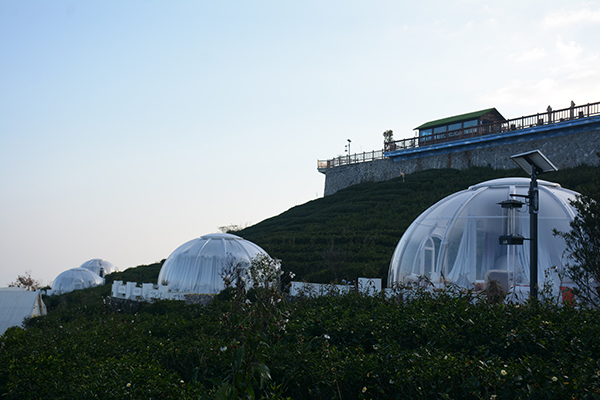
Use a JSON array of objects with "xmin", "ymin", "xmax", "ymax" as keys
[
  {"xmin": 111, "ymin": 281, "xmax": 192, "ymax": 301},
  {"xmin": 289, "ymin": 278, "xmax": 388, "ymax": 297},
  {"xmin": 112, "ymin": 277, "xmax": 389, "ymax": 302},
  {"xmin": 110, "ymin": 278, "xmax": 575, "ymax": 305}
]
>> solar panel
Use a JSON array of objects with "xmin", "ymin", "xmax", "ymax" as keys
[{"xmin": 510, "ymin": 150, "xmax": 558, "ymax": 175}]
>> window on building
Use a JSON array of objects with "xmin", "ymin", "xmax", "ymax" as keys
[
  {"xmin": 463, "ymin": 119, "xmax": 478, "ymax": 134},
  {"xmin": 420, "ymin": 128, "xmax": 433, "ymax": 142},
  {"xmin": 433, "ymin": 126, "xmax": 447, "ymax": 140}
]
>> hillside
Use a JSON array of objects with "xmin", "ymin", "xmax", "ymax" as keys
[
  {"xmin": 237, "ymin": 164, "xmax": 599, "ymax": 285},
  {"xmin": 2, "ymin": 164, "xmax": 600, "ymax": 399}
]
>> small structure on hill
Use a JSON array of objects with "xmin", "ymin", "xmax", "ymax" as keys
[
  {"xmin": 388, "ymin": 178, "xmax": 578, "ymax": 298},
  {"xmin": 0, "ymin": 288, "xmax": 47, "ymax": 335},
  {"xmin": 414, "ymin": 108, "xmax": 506, "ymax": 146},
  {"xmin": 79, "ymin": 258, "xmax": 118, "ymax": 278},
  {"xmin": 48, "ymin": 267, "xmax": 105, "ymax": 296},
  {"xmin": 157, "ymin": 233, "xmax": 275, "ymax": 295}
]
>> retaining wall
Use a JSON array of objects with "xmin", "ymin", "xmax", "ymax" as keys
[{"xmin": 322, "ymin": 118, "xmax": 600, "ymax": 196}]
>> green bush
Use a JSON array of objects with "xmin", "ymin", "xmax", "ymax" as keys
[{"xmin": 4, "ymin": 287, "xmax": 600, "ymax": 399}]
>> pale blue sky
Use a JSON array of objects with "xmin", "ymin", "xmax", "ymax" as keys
[{"xmin": 1, "ymin": 0, "xmax": 599, "ymax": 286}]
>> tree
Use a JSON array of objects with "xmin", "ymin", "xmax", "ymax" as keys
[
  {"xmin": 554, "ymin": 181, "xmax": 600, "ymax": 307},
  {"xmin": 9, "ymin": 270, "xmax": 42, "ymax": 291},
  {"xmin": 382, "ymin": 130, "xmax": 394, "ymax": 143},
  {"xmin": 383, "ymin": 130, "xmax": 395, "ymax": 152}
]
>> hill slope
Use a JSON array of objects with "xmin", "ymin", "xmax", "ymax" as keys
[{"xmin": 237, "ymin": 164, "xmax": 599, "ymax": 285}]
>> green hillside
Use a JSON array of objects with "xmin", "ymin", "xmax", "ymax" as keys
[
  {"xmin": 237, "ymin": 164, "xmax": 599, "ymax": 285},
  {"xmin": 3, "ymin": 164, "xmax": 600, "ymax": 399}
]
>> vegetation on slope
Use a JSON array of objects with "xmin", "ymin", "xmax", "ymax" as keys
[
  {"xmin": 2, "ymin": 164, "xmax": 600, "ymax": 399},
  {"xmin": 3, "ymin": 285, "xmax": 600, "ymax": 399},
  {"xmin": 237, "ymin": 164, "xmax": 600, "ymax": 285}
]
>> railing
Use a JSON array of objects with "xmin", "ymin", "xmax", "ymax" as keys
[
  {"xmin": 318, "ymin": 149, "xmax": 385, "ymax": 170},
  {"xmin": 318, "ymin": 101, "xmax": 600, "ymax": 169},
  {"xmin": 385, "ymin": 101, "xmax": 600, "ymax": 152}
]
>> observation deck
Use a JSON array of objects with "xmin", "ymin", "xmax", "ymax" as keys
[{"xmin": 318, "ymin": 101, "xmax": 600, "ymax": 172}]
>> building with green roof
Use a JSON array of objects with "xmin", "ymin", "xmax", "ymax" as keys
[{"xmin": 417, "ymin": 108, "xmax": 506, "ymax": 144}]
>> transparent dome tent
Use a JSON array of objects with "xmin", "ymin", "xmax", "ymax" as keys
[
  {"xmin": 79, "ymin": 258, "xmax": 117, "ymax": 277},
  {"xmin": 50, "ymin": 267, "xmax": 105, "ymax": 295},
  {"xmin": 388, "ymin": 178, "xmax": 578, "ymax": 295},
  {"xmin": 157, "ymin": 233, "xmax": 275, "ymax": 294}
]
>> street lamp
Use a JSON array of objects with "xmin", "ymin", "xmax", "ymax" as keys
[
  {"xmin": 345, "ymin": 139, "xmax": 352, "ymax": 162},
  {"xmin": 509, "ymin": 150, "xmax": 558, "ymax": 299}
]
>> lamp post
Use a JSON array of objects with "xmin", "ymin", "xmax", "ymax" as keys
[
  {"xmin": 509, "ymin": 150, "xmax": 558, "ymax": 299},
  {"xmin": 529, "ymin": 164, "xmax": 539, "ymax": 298},
  {"xmin": 345, "ymin": 139, "xmax": 352, "ymax": 163}
]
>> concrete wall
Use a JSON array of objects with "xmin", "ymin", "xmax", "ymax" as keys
[{"xmin": 322, "ymin": 118, "xmax": 600, "ymax": 196}]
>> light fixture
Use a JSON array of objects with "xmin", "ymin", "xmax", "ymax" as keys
[{"xmin": 498, "ymin": 199, "xmax": 525, "ymax": 245}]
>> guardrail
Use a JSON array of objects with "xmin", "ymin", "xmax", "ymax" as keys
[
  {"xmin": 385, "ymin": 101, "xmax": 600, "ymax": 151},
  {"xmin": 317, "ymin": 149, "xmax": 385, "ymax": 170},
  {"xmin": 318, "ymin": 101, "xmax": 600, "ymax": 170}
]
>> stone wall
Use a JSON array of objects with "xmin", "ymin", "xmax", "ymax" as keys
[{"xmin": 322, "ymin": 123, "xmax": 600, "ymax": 196}]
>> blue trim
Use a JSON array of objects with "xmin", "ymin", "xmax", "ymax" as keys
[{"xmin": 385, "ymin": 116, "xmax": 600, "ymax": 162}]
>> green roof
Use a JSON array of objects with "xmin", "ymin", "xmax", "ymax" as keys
[{"xmin": 415, "ymin": 108, "xmax": 500, "ymax": 130}]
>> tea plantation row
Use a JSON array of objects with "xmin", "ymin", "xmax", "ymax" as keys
[{"xmin": 2, "ymin": 284, "xmax": 600, "ymax": 399}]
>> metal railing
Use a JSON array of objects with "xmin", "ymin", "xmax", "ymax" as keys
[
  {"xmin": 318, "ymin": 149, "xmax": 385, "ymax": 170},
  {"xmin": 318, "ymin": 101, "xmax": 599, "ymax": 170},
  {"xmin": 384, "ymin": 101, "xmax": 600, "ymax": 151}
]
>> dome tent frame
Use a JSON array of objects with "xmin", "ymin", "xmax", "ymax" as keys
[
  {"xmin": 388, "ymin": 178, "xmax": 578, "ymax": 298},
  {"xmin": 79, "ymin": 258, "xmax": 118, "ymax": 278},
  {"xmin": 157, "ymin": 233, "xmax": 277, "ymax": 295},
  {"xmin": 49, "ymin": 267, "xmax": 105, "ymax": 296}
]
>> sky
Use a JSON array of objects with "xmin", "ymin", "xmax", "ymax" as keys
[{"xmin": 1, "ymin": 0, "xmax": 599, "ymax": 287}]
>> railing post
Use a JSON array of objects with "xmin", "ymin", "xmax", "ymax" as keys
[{"xmin": 570, "ymin": 101, "xmax": 575, "ymax": 119}]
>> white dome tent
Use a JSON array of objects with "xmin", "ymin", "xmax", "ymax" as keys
[
  {"xmin": 388, "ymin": 178, "xmax": 578, "ymax": 297},
  {"xmin": 157, "ymin": 233, "xmax": 274, "ymax": 294},
  {"xmin": 50, "ymin": 267, "xmax": 105, "ymax": 295},
  {"xmin": 79, "ymin": 258, "xmax": 118, "ymax": 278}
]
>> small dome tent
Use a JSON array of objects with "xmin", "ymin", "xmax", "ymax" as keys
[
  {"xmin": 0, "ymin": 288, "xmax": 47, "ymax": 335},
  {"xmin": 50, "ymin": 267, "xmax": 105, "ymax": 295},
  {"xmin": 79, "ymin": 258, "xmax": 117, "ymax": 278},
  {"xmin": 388, "ymin": 178, "xmax": 578, "ymax": 295},
  {"xmin": 157, "ymin": 233, "xmax": 273, "ymax": 294}
]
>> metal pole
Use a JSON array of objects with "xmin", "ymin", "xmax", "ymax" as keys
[{"xmin": 529, "ymin": 164, "xmax": 539, "ymax": 299}]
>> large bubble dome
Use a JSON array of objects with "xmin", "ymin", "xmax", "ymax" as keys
[
  {"xmin": 388, "ymin": 178, "xmax": 579, "ymax": 294},
  {"xmin": 51, "ymin": 267, "xmax": 105, "ymax": 295},
  {"xmin": 79, "ymin": 258, "xmax": 118, "ymax": 277},
  {"xmin": 157, "ymin": 233, "xmax": 273, "ymax": 294}
]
